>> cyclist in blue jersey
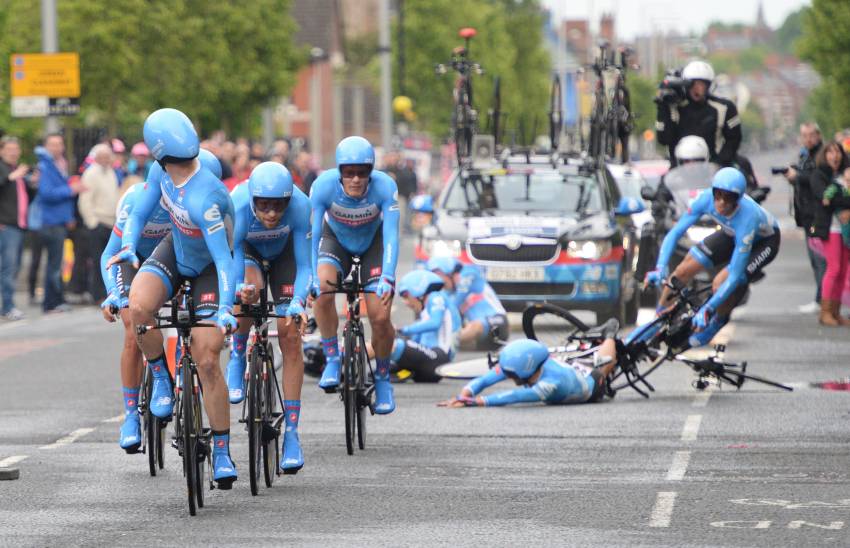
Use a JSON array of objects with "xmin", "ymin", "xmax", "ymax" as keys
[
  {"xmin": 367, "ymin": 269, "xmax": 460, "ymax": 383},
  {"xmin": 646, "ymin": 167, "xmax": 780, "ymax": 348},
  {"xmin": 310, "ymin": 136, "xmax": 400, "ymax": 414},
  {"xmin": 438, "ymin": 337, "xmax": 618, "ymax": 407},
  {"xmin": 107, "ymin": 108, "xmax": 238, "ymax": 488},
  {"xmin": 98, "ymin": 149, "xmax": 221, "ymax": 453},
  {"xmin": 426, "ymin": 256, "xmax": 508, "ymax": 348},
  {"xmin": 225, "ymin": 161, "xmax": 311, "ymax": 474}
]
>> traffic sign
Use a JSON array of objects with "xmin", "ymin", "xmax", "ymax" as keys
[{"xmin": 10, "ymin": 52, "xmax": 80, "ymax": 118}]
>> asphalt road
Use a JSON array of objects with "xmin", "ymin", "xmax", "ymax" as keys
[{"xmin": 2, "ymin": 149, "xmax": 850, "ymax": 547}]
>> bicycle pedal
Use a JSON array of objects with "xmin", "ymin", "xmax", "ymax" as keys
[
  {"xmin": 322, "ymin": 386, "xmax": 338, "ymax": 394},
  {"xmin": 282, "ymin": 465, "xmax": 302, "ymax": 475},
  {"xmin": 262, "ymin": 423, "xmax": 279, "ymax": 443}
]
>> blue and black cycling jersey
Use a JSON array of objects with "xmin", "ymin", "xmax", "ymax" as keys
[
  {"xmin": 656, "ymin": 190, "xmax": 779, "ymax": 311},
  {"xmin": 453, "ymin": 265, "xmax": 506, "ymax": 323},
  {"xmin": 229, "ymin": 182, "xmax": 312, "ymax": 308},
  {"xmin": 394, "ymin": 289, "xmax": 461, "ymax": 359},
  {"xmin": 309, "ymin": 168, "xmax": 400, "ymax": 281},
  {"xmin": 464, "ymin": 358, "xmax": 600, "ymax": 406}
]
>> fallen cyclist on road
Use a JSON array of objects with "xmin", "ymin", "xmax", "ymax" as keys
[
  {"xmin": 438, "ymin": 332, "xmax": 618, "ymax": 408},
  {"xmin": 645, "ymin": 167, "xmax": 780, "ymax": 348}
]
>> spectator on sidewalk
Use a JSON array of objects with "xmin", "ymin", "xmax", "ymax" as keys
[
  {"xmin": 78, "ymin": 144, "xmax": 119, "ymax": 301},
  {"xmin": 292, "ymin": 149, "xmax": 318, "ymax": 195},
  {"xmin": 785, "ymin": 122, "xmax": 825, "ymax": 314},
  {"xmin": 383, "ymin": 151, "xmax": 418, "ymax": 234},
  {"xmin": 0, "ymin": 136, "xmax": 31, "ymax": 320},
  {"xmin": 35, "ymin": 134, "xmax": 84, "ymax": 313}
]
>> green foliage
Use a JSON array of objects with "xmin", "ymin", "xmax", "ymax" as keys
[
  {"xmin": 625, "ymin": 72, "xmax": 656, "ymax": 135},
  {"xmin": 774, "ymin": 7, "xmax": 806, "ymax": 55},
  {"xmin": 394, "ymin": 0, "xmax": 551, "ymax": 143},
  {"xmin": 707, "ymin": 46, "xmax": 769, "ymax": 76},
  {"xmin": 798, "ymin": 0, "xmax": 850, "ymax": 131},
  {"xmin": 740, "ymin": 101, "xmax": 766, "ymax": 147},
  {"xmin": 0, "ymin": 0, "xmax": 302, "ymax": 141}
]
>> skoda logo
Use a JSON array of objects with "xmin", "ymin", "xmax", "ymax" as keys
[{"xmin": 505, "ymin": 235, "xmax": 522, "ymax": 251}]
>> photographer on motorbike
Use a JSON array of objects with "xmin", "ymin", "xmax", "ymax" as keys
[
  {"xmin": 651, "ymin": 136, "xmax": 713, "ymax": 220},
  {"xmin": 655, "ymin": 60, "xmax": 742, "ymax": 168}
]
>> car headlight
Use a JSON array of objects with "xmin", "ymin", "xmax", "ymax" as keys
[
  {"xmin": 423, "ymin": 238, "xmax": 463, "ymax": 258},
  {"xmin": 685, "ymin": 225, "xmax": 718, "ymax": 243},
  {"xmin": 566, "ymin": 240, "xmax": 611, "ymax": 260}
]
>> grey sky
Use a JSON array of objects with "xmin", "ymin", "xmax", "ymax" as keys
[{"xmin": 542, "ymin": 0, "xmax": 809, "ymax": 40}]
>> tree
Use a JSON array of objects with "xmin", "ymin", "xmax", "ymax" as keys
[
  {"xmin": 774, "ymin": 7, "xmax": 807, "ymax": 55},
  {"xmin": 625, "ymin": 72, "xmax": 656, "ymax": 135}
]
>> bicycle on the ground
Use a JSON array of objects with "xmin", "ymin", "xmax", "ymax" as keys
[
  {"xmin": 436, "ymin": 27, "xmax": 483, "ymax": 166},
  {"xmin": 234, "ymin": 261, "xmax": 287, "ymax": 496},
  {"xmin": 522, "ymin": 277, "xmax": 793, "ymax": 398},
  {"xmin": 137, "ymin": 281, "xmax": 217, "ymax": 516},
  {"xmin": 321, "ymin": 256, "xmax": 375, "ymax": 455}
]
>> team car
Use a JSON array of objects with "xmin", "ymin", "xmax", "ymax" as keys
[{"xmin": 415, "ymin": 153, "xmax": 644, "ymax": 324}]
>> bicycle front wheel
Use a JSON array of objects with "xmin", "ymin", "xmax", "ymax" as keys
[
  {"xmin": 142, "ymin": 368, "xmax": 157, "ymax": 477},
  {"xmin": 192, "ymin": 379, "xmax": 205, "ymax": 510},
  {"xmin": 180, "ymin": 360, "xmax": 197, "ymax": 516},
  {"xmin": 343, "ymin": 327, "xmax": 357, "ymax": 455},
  {"xmin": 522, "ymin": 303, "xmax": 590, "ymax": 348},
  {"xmin": 262, "ymin": 345, "xmax": 279, "ymax": 488},
  {"xmin": 247, "ymin": 346, "xmax": 263, "ymax": 496},
  {"xmin": 355, "ymin": 344, "xmax": 367, "ymax": 451}
]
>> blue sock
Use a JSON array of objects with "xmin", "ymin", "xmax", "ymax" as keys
[
  {"xmin": 284, "ymin": 400, "xmax": 301, "ymax": 433},
  {"xmin": 321, "ymin": 336, "xmax": 339, "ymax": 360},
  {"xmin": 148, "ymin": 354, "xmax": 169, "ymax": 379},
  {"xmin": 123, "ymin": 386, "xmax": 140, "ymax": 416},
  {"xmin": 212, "ymin": 430, "xmax": 230, "ymax": 455},
  {"xmin": 231, "ymin": 332, "xmax": 248, "ymax": 357},
  {"xmin": 375, "ymin": 357, "xmax": 390, "ymax": 380}
]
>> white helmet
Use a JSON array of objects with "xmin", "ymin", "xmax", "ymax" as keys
[
  {"xmin": 675, "ymin": 135, "xmax": 709, "ymax": 163},
  {"xmin": 682, "ymin": 60, "xmax": 715, "ymax": 84}
]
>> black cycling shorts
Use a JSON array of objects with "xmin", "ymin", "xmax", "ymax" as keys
[
  {"xmin": 317, "ymin": 221, "xmax": 383, "ymax": 288},
  {"xmin": 394, "ymin": 339, "xmax": 449, "ymax": 383},
  {"xmin": 138, "ymin": 233, "xmax": 220, "ymax": 316},
  {"xmin": 243, "ymin": 239, "xmax": 297, "ymax": 309},
  {"xmin": 693, "ymin": 230, "xmax": 780, "ymax": 281}
]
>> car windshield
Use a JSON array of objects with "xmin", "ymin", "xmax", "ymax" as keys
[
  {"xmin": 613, "ymin": 173, "xmax": 643, "ymax": 200},
  {"xmin": 443, "ymin": 171, "xmax": 603, "ymax": 215}
]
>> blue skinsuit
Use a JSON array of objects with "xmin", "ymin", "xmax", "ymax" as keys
[
  {"xmin": 453, "ymin": 265, "xmax": 506, "ymax": 324},
  {"xmin": 309, "ymin": 168, "xmax": 400, "ymax": 284},
  {"xmin": 395, "ymin": 290, "xmax": 461, "ymax": 360},
  {"xmin": 120, "ymin": 160, "xmax": 235, "ymax": 307},
  {"xmin": 656, "ymin": 190, "xmax": 778, "ymax": 311},
  {"xmin": 464, "ymin": 358, "xmax": 598, "ymax": 406},
  {"xmin": 229, "ymin": 182, "xmax": 312, "ymax": 312}
]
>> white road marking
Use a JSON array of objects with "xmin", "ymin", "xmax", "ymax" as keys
[
  {"xmin": 649, "ymin": 491, "xmax": 677, "ymax": 528},
  {"xmin": 39, "ymin": 427, "xmax": 95, "ymax": 450},
  {"xmin": 0, "ymin": 455, "xmax": 27, "ymax": 467},
  {"xmin": 666, "ymin": 450, "xmax": 691, "ymax": 481},
  {"xmin": 102, "ymin": 414, "xmax": 124, "ymax": 423},
  {"xmin": 692, "ymin": 389, "xmax": 713, "ymax": 407},
  {"xmin": 681, "ymin": 415, "xmax": 702, "ymax": 442}
]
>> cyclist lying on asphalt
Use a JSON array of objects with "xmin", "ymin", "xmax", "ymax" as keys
[
  {"xmin": 645, "ymin": 167, "xmax": 780, "ymax": 348},
  {"xmin": 438, "ymin": 333, "xmax": 618, "ymax": 408}
]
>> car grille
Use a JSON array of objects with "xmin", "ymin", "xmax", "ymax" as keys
[
  {"xmin": 490, "ymin": 282, "xmax": 575, "ymax": 296},
  {"xmin": 468, "ymin": 243, "xmax": 559, "ymax": 263}
]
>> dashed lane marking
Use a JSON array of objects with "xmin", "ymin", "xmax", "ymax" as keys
[
  {"xmin": 692, "ymin": 389, "xmax": 713, "ymax": 407},
  {"xmin": 649, "ymin": 491, "xmax": 677, "ymax": 528},
  {"xmin": 681, "ymin": 414, "xmax": 702, "ymax": 442},
  {"xmin": 39, "ymin": 427, "xmax": 95, "ymax": 450},
  {"xmin": 102, "ymin": 414, "xmax": 124, "ymax": 423},
  {"xmin": 666, "ymin": 450, "xmax": 691, "ymax": 481},
  {"xmin": 0, "ymin": 455, "xmax": 27, "ymax": 467}
]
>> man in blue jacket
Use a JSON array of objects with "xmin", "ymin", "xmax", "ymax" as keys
[{"xmin": 35, "ymin": 134, "xmax": 83, "ymax": 313}]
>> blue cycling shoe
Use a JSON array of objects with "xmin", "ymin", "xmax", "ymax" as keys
[
  {"xmin": 318, "ymin": 357, "xmax": 341, "ymax": 392},
  {"xmin": 688, "ymin": 315, "xmax": 729, "ymax": 349},
  {"xmin": 279, "ymin": 431, "xmax": 304, "ymax": 474},
  {"xmin": 225, "ymin": 353, "xmax": 247, "ymax": 404},
  {"xmin": 373, "ymin": 378, "xmax": 396, "ymax": 415},
  {"xmin": 119, "ymin": 414, "xmax": 141, "ymax": 454},
  {"xmin": 212, "ymin": 453, "xmax": 237, "ymax": 489},
  {"xmin": 149, "ymin": 375, "xmax": 174, "ymax": 419}
]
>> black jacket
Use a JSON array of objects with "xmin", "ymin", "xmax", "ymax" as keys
[
  {"xmin": 656, "ymin": 94, "xmax": 742, "ymax": 167},
  {"xmin": 809, "ymin": 165, "xmax": 850, "ymax": 240},
  {"xmin": 0, "ymin": 161, "xmax": 22, "ymax": 227},
  {"xmin": 790, "ymin": 142, "xmax": 821, "ymax": 229}
]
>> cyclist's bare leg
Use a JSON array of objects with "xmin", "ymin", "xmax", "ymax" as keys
[
  {"xmin": 659, "ymin": 254, "xmax": 705, "ymax": 308},
  {"xmin": 313, "ymin": 262, "xmax": 340, "ymax": 340},
  {"xmin": 711, "ymin": 267, "xmax": 741, "ymax": 317},
  {"xmin": 365, "ymin": 292, "xmax": 394, "ymax": 359},
  {"xmin": 128, "ymin": 271, "xmax": 169, "ymax": 358},
  {"xmin": 119, "ymin": 308, "xmax": 144, "ymax": 388},
  {"xmin": 596, "ymin": 338, "xmax": 617, "ymax": 377},
  {"xmin": 191, "ymin": 327, "xmax": 229, "ymax": 430},
  {"xmin": 277, "ymin": 318, "xmax": 303, "ymax": 401},
  {"xmin": 458, "ymin": 320, "xmax": 485, "ymax": 346}
]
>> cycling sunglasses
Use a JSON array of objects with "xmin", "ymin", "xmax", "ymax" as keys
[
  {"xmin": 340, "ymin": 166, "xmax": 372, "ymax": 180},
  {"xmin": 254, "ymin": 197, "xmax": 289, "ymax": 213},
  {"xmin": 712, "ymin": 188, "xmax": 740, "ymax": 203},
  {"xmin": 501, "ymin": 368, "xmax": 522, "ymax": 382}
]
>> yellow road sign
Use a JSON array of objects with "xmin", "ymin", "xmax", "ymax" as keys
[{"xmin": 10, "ymin": 53, "xmax": 80, "ymax": 98}]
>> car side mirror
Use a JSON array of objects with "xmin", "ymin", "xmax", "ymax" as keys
[
  {"xmin": 615, "ymin": 196, "xmax": 645, "ymax": 216},
  {"xmin": 640, "ymin": 185, "xmax": 656, "ymax": 201}
]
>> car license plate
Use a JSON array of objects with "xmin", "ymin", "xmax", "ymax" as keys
[{"xmin": 486, "ymin": 267, "xmax": 545, "ymax": 282}]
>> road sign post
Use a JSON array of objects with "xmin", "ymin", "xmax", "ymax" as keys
[{"xmin": 9, "ymin": 52, "xmax": 80, "ymax": 118}]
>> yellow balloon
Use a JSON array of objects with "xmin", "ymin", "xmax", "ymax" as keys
[{"xmin": 393, "ymin": 95, "xmax": 413, "ymax": 114}]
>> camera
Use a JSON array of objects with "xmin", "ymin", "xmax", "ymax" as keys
[
  {"xmin": 654, "ymin": 70, "xmax": 688, "ymax": 105},
  {"xmin": 770, "ymin": 164, "xmax": 797, "ymax": 175}
]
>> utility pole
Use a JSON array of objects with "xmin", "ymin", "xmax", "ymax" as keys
[
  {"xmin": 379, "ymin": 0, "xmax": 393, "ymax": 151},
  {"xmin": 397, "ymin": 0, "xmax": 405, "ymax": 96},
  {"xmin": 41, "ymin": 0, "xmax": 59, "ymax": 134}
]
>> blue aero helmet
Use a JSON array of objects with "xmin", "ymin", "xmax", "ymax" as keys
[
  {"xmin": 498, "ymin": 339, "xmax": 550, "ymax": 381},
  {"xmin": 143, "ymin": 108, "xmax": 199, "ymax": 164},
  {"xmin": 335, "ymin": 136, "xmax": 375, "ymax": 168},
  {"xmin": 397, "ymin": 270, "xmax": 445, "ymax": 299},
  {"xmin": 711, "ymin": 167, "xmax": 746, "ymax": 198},
  {"xmin": 248, "ymin": 161, "xmax": 294, "ymax": 200},
  {"xmin": 410, "ymin": 194, "xmax": 434, "ymax": 214},
  {"xmin": 426, "ymin": 256, "xmax": 461, "ymax": 276}
]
